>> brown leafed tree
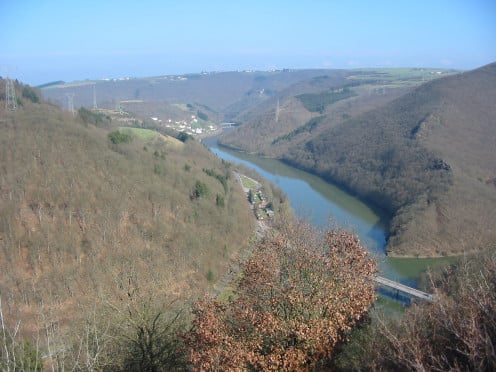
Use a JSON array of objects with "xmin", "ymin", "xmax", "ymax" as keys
[{"xmin": 186, "ymin": 221, "xmax": 376, "ymax": 370}]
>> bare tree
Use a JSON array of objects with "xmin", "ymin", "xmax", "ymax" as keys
[
  {"xmin": 345, "ymin": 251, "xmax": 496, "ymax": 371},
  {"xmin": 0, "ymin": 295, "xmax": 42, "ymax": 371}
]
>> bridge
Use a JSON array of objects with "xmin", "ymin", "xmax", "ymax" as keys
[
  {"xmin": 221, "ymin": 122, "xmax": 239, "ymax": 128},
  {"xmin": 374, "ymin": 276, "xmax": 435, "ymax": 302}
]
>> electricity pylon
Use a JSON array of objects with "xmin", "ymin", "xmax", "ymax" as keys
[
  {"xmin": 92, "ymin": 84, "xmax": 97, "ymax": 109},
  {"xmin": 5, "ymin": 78, "xmax": 17, "ymax": 111},
  {"xmin": 66, "ymin": 93, "xmax": 75, "ymax": 116}
]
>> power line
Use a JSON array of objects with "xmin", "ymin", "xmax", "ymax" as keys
[
  {"xmin": 66, "ymin": 93, "xmax": 75, "ymax": 116},
  {"xmin": 2, "ymin": 65, "xmax": 18, "ymax": 111},
  {"xmin": 115, "ymin": 101, "xmax": 123, "ymax": 115},
  {"xmin": 92, "ymin": 84, "xmax": 97, "ymax": 109},
  {"xmin": 5, "ymin": 78, "xmax": 17, "ymax": 111}
]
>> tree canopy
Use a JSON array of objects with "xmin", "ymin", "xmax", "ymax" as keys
[{"xmin": 186, "ymin": 221, "xmax": 376, "ymax": 370}]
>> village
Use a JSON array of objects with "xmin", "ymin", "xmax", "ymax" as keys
[
  {"xmin": 154, "ymin": 114, "xmax": 219, "ymax": 136},
  {"xmin": 236, "ymin": 173, "xmax": 275, "ymax": 221}
]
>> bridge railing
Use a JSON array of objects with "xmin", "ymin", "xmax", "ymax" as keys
[{"xmin": 374, "ymin": 275, "xmax": 436, "ymax": 302}]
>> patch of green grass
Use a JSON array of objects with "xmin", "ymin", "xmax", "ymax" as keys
[
  {"xmin": 240, "ymin": 175, "xmax": 260, "ymax": 190},
  {"xmin": 119, "ymin": 127, "xmax": 160, "ymax": 140},
  {"xmin": 347, "ymin": 68, "xmax": 457, "ymax": 85}
]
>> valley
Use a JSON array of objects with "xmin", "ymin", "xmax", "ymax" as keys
[
  {"xmin": 0, "ymin": 88, "xmax": 277, "ymax": 368},
  {"xmin": 40, "ymin": 65, "xmax": 496, "ymax": 259},
  {"xmin": 3, "ymin": 1, "xmax": 494, "ymax": 368},
  {"xmin": 1, "ymin": 63, "xmax": 494, "ymax": 369},
  {"xmin": 216, "ymin": 64, "xmax": 496, "ymax": 257}
]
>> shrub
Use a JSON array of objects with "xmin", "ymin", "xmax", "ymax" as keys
[
  {"xmin": 78, "ymin": 107, "xmax": 110, "ymax": 127},
  {"xmin": 191, "ymin": 181, "xmax": 208, "ymax": 199},
  {"xmin": 203, "ymin": 168, "xmax": 228, "ymax": 193},
  {"xmin": 206, "ymin": 269, "xmax": 215, "ymax": 283},
  {"xmin": 197, "ymin": 110, "xmax": 209, "ymax": 121},
  {"xmin": 177, "ymin": 132, "xmax": 192, "ymax": 142},
  {"xmin": 22, "ymin": 86, "xmax": 39, "ymax": 103},
  {"xmin": 215, "ymin": 194, "xmax": 224, "ymax": 207},
  {"xmin": 108, "ymin": 130, "xmax": 132, "ymax": 144}
]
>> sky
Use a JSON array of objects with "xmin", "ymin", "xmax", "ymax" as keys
[{"xmin": 1, "ymin": 0, "xmax": 495, "ymax": 85}]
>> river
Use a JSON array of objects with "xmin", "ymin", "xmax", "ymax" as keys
[{"xmin": 204, "ymin": 136, "xmax": 454, "ymax": 291}]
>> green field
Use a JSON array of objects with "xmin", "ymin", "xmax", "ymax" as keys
[
  {"xmin": 240, "ymin": 175, "xmax": 260, "ymax": 190},
  {"xmin": 347, "ymin": 68, "xmax": 457, "ymax": 86},
  {"xmin": 118, "ymin": 126, "xmax": 161, "ymax": 140}
]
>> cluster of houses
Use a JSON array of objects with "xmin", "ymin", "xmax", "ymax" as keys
[
  {"xmin": 153, "ymin": 115, "xmax": 218, "ymax": 136},
  {"xmin": 248, "ymin": 189, "xmax": 275, "ymax": 220}
]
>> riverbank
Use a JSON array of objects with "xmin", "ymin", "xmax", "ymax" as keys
[
  {"xmin": 211, "ymin": 135, "xmax": 464, "ymax": 261},
  {"xmin": 212, "ymin": 171, "xmax": 270, "ymax": 299},
  {"xmin": 204, "ymin": 135, "xmax": 458, "ymax": 288}
]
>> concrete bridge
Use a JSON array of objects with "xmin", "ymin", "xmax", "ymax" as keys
[{"xmin": 374, "ymin": 275, "xmax": 435, "ymax": 302}]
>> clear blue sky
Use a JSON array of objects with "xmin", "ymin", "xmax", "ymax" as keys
[{"xmin": 1, "ymin": 0, "xmax": 495, "ymax": 85}]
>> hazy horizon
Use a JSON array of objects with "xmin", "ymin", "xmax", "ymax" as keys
[{"xmin": 1, "ymin": 0, "xmax": 495, "ymax": 86}]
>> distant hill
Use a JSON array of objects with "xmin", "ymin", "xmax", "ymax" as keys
[
  {"xmin": 225, "ymin": 63, "xmax": 496, "ymax": 256},
  {"xmin": 0, "ymin": 86, "xmax": 268, "ymax": 344},
  {"xmin": 218, "ymin": 68, "xmax": 454, "ymax": 155},
  {"xmin": 37, "ymin": 65, "xmax": 494, "ymax": 258},
  {"xmin": 40, "ymin": 70, "xmax": 342, "ymax": 121}
]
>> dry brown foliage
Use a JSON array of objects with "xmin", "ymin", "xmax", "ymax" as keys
[
  {"xmin": 186, "ymin": 221, "xmax": 376, "ymax": 370},
  {"xmin": 0, "ymin": 99, "xmax": 256, "ymax": 366},
  {"xmin": 350, "ymin": 250, "xmax": 496, "ymax": 371}
]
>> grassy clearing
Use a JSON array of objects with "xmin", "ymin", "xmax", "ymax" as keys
[
  {"xmin": 346, "ymin": 68, "xmax": 458, "ymax": 88},
  {"xmin": 240, "ymin": 175, "xmax": 260, "ymax": 190},
  {"xmin": 118, "ymin": 127, "xmax": 185, "ymax": 149},
  {"xmin": 119, "ymin": 127, "xmax": 161, "ymax": 140}
]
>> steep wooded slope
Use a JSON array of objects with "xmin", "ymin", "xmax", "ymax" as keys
[
  {"xmin": 286, "ymin": 63, "xmax": 496, "ymax": 256},
  {"xmin": 0, "ymin": 91, "xmax": 258, "ymax": 340}
]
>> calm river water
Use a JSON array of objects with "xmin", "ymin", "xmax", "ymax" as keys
[
  {"xmin": 203, "ymin": 136, "xmax": 432, "ymax": 287},
  {"xmin": 205, "ymin": 136, "xmax": 458, "ymax": 304}
]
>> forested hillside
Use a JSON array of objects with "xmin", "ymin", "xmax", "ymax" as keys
[
  {"xmin": 218, "ymin": 68, "xmax": 452, "ymax": 155},
  {"xmin": 0, "ymin": 82, "xmax": 261, "ymax": 366},
  {"xmin": 219, "ymin": 64, "xmax": 496, "ymax": 256},
  {"xmin": 2, "ymin": 66, "xmax": 495, "ymax": 368},
  {"xmin": 285, "ymin": 63, "xmax": 496, "ymax": 256},
  {"xmin": 0, "ymin": 81, "xmax": 382, "ymax": 370}
]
